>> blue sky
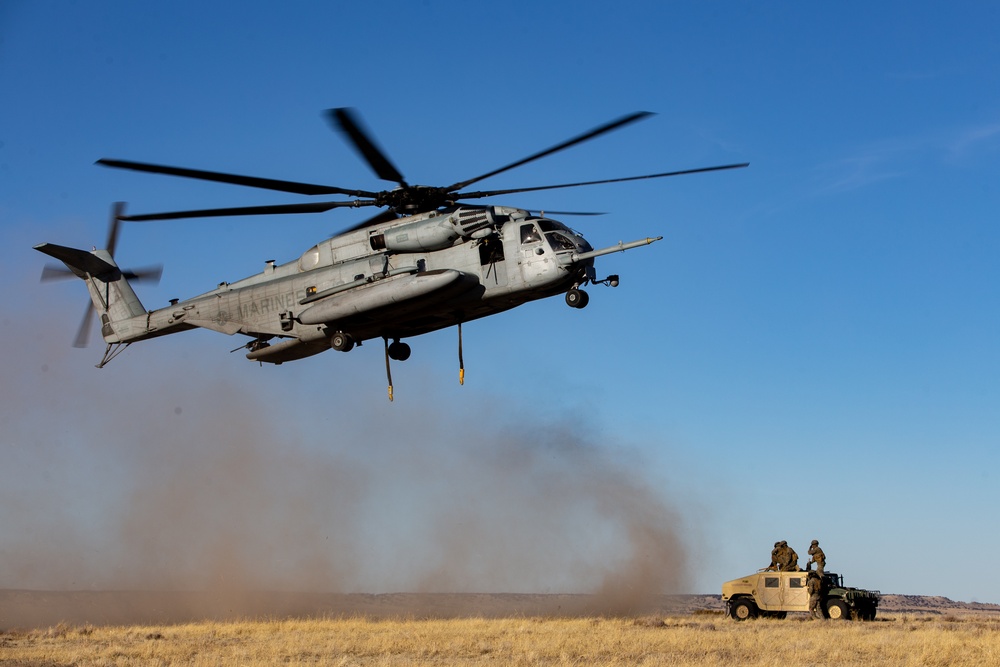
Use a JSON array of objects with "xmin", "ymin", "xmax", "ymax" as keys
[{"xmin": 2, "ymin": 1, "xmax": 999, "ymax": 605}]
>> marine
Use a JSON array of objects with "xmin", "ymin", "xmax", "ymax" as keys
[
  {"xmin": 766, "ymin": 540, "xmax": 800, "ymax": 571},
  {"xmin": 781, "ymin": 541, "xmax": 800, "ymax": 572},
  {"xmin": 766, "ymin": 541, "xmax": 782, "ymax": 571},
  {"xmin": 807, "ymin": 540, "xmax": 826, "ymax": 576},
  {"xmin": 807, "ymin": 570, "xmax": 824, "ymax": 619}
]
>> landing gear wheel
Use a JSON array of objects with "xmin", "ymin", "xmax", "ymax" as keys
[
  {"xmin": 730, "ymin": 598, "xmax": 758, "ymax": 621},
  {"xmin": 565, "ymin": 289, "xmax": 589, "ymax": 309},
  {"xmin": 330, "ymin": 332, "xmax": 355, "ymax": 352},
  {"xmin": 388, "ymin": 341, "xmax": 411, "ymax": 361},
  {"xmin": 825, "ymin": 599, "xmax": 850, "ymax": 620}
]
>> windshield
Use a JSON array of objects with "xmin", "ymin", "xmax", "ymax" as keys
[
  {"xmin": 546, "ymin": 232, "xmax": 577, "ymax": 252},
  {"xmin": 541, "ymin": 218, "xmax": 583, "ymax": 234}
]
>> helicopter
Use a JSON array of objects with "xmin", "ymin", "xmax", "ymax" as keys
[{"xmin": 36, "ymin": 108, "xmax": 747, "ymax": 399}]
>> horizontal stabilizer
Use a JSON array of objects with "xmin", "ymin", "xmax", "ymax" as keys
[{"xmin": 34, "ymin": 243, "xmax": 117, "ymax": 278}]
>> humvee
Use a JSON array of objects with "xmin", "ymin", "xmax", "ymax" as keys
[{"xmin": 722, "ymin": 570, "xmax": 880, "ymax": 621}]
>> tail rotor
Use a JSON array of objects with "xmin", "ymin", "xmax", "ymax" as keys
[{"xmin": 38, "ymin": 202, "xmax": 162, "ymax": 347}]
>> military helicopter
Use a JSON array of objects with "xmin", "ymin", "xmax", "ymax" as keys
[{"xmin": 36, "ymin": 108, "xmax": 747, "ymax": 399}]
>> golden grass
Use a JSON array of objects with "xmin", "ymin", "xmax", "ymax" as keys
[{"xmin": 4, "ymin": 613, "xmax": 1000, "ymax": 666}]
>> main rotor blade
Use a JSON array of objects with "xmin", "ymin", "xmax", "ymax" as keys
[
  {"xmin": 327, "ymin": 108, "xmax": 407, "ymax": 186},
  {"xmin": 526, "ymin": 210, "xmax": 607, "ymax": 217},
  {"xmin": 446, "ymin": 111, "xmax": 654, "ymax": 192},
  {"xmin": 341, "ymin": 209, "xmax": 400, "ymax": 233},
  {"xmin": 97, "ymin": 158, "xmax": 376, "ymax": 198},
  {"xmin": 119, "ymin": 200, "xmax": 377, "ymax": 222},
  {"xmin": 455, "ymin": 162, "xmax": 750, "ymax": 200}
]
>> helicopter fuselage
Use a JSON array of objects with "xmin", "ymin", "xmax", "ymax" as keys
[{"xmin": 111, "ymin": 205, "xmax": 616, "ymax": 363}]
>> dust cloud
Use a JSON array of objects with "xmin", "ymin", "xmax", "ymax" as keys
[{"xmin": 1, "ymin": 302, "xmax": 691, "ymax": 622}]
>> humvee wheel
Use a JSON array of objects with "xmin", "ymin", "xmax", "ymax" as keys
[
  {"xmin": 731, "ymin": 598, "xmax": 758, "ymax": 621},
  {"xmin": 826, "ymin": 599, "xmax": 850, "ymax": 620}
]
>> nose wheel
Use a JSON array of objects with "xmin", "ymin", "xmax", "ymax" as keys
[{"xmin": 565, "ymin": 288, "xmax": 590, "ymax": 309}]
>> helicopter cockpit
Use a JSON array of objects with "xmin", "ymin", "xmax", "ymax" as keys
[{"xmin": 520, "ymin": 218, "xmax": 593, "ymax": 255}]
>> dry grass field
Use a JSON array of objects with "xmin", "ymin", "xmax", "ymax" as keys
[{"xmin": 4, "ymin": 612, "xmax": 1000, "ymax": 666}]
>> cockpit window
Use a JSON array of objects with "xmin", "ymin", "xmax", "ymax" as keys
[
  {"xmin": 538, "ymin": 219, "xmax": 564, "ymax": 233},
  {"xmin": 539, "ymin": 218, "xmax": 584, "ymax": 239},
  {"xmin": 546, "ymin": 232, "xmax": 577, "ymax": 252},
  {"xmin": 520, "ymin": 223, "xmax": 541, "ymax": 244}
]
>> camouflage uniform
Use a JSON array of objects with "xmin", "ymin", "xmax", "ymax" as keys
[
  {"xmin": 807, "ymin": 540, "xmax": 826, "ymax": 576},
  {"xmin": 781, "ymin": 541, "xmax": 800, "ymax": 572},
  {"xmin": 766, "ymin": 542, "xmax": 782, "ymax": 571},
  {"xmin": 807, "ymin": 572, "xmax": 824, "ymax": 619}
]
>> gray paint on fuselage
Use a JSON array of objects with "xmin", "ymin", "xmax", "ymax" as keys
[{"xmin": 85, "ymin": 207, "xmax": 592, "ymax": 351}]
